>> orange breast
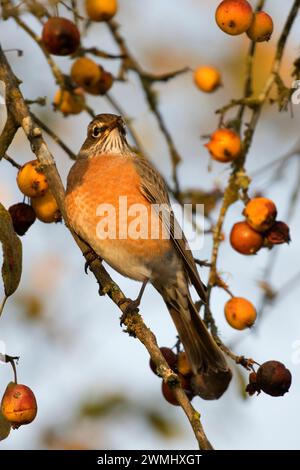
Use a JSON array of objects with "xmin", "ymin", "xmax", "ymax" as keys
[{"xmin": 65, "ymin": 154, "xmax": 172, "ymax": 279}]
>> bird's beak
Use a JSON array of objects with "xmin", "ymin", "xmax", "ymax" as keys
[{"xmin": 111, "ymin": 116, "xmax": 124, "ymax": 131}]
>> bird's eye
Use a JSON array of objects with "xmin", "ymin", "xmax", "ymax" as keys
[{"xmin": 91, "ymin": 126, "xmax": 106, "ymax": 138}]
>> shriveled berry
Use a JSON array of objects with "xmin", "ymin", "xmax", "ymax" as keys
[
  {"xmin": 265, "ymin": 221, "xmax": 291, "ymax": 246},
  {"xmin": 256, "ymin": 361, "xmax": 292, "ymax": 397},
  {"xmin": 9, "ymin": 203, "xmax": 36, "ymax": 236}
]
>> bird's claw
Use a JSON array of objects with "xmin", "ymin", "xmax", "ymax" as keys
[
  {"xmin": 118, "ymin": 298, "xmax": 140, "ymax": 325},
  {"xmin": 83, "ymin": 249, "xmax": 102, "ymax": 274}
]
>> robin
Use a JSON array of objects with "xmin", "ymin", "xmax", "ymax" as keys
[{"xmin": 65, "ymin": 113, "xmax": 228, "ymax": 380}]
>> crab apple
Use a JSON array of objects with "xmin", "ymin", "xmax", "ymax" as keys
[
  {"xmin": 193, "ymin": 65, "xmax": 221, "ymax": 93},
  {"xmin": 230, "ymin": 221, "xmax": 264, "ymax": 255},
  {"xmin": 177, "ymin": 352, "xmax": 192, "ymax": 377},
  {"xmin": 9, "ymin": 203, "xmax": 36, "ymax": 236},
  {"xmin": 215, "ymin": 0, "xmax": 253, "ymax": 36},
  {"xmin": 161, "ymin": 374, "xmax": 194, "ymax": 406},
  {"xmin": 265, "ymin": 221, "xmax": 291, "ymax": 246},
  {"xmin": 84, "ymin": 67, "xmax": 113, "ymax": 95},
  {"xmin": 17, "ymin": 160, "xmax": 48, "ymax": 198},
  {"xmin": 54, "ymin": 88, "xmax": 85, "ymax": 115},
  {"xmin": 31, "ymin": 190, "xmax": 61, "ymax": 224},
  {"xmin": 205, "ymin": 128, "xmax": 242, "ymax": 163},
  {"xmin": 71, "ymin": 57, "xmax": 101, "ymax": 89},
  {"xmin": 42, "ymin": 17, "xmax": 80, "ymax": 56},
  {"xmin": 1, "ymin": 382, "xmax": 37, "ymax": 429},
  {"xmin": 85, "ymin": 0, "xmax": 118, "ymax": 22},
  {"xmin": 256, "ymin": 361, "xmax": 292, "ymax": 397},
  {"xmin": 224, "ymin": 297, "xmax": 257, "ymax": 330},
  {"xmin": 149, "ymin": 347, "xmax": 177, "ymax": 375},
  {"xmin": 247, "ymin": 11, "xmax": 274, "ymax": 42},
  {"xmin": 243, "ymin": 197, "xmax": 277, "ymax": 232}
]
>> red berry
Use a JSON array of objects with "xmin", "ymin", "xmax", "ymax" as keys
[
  {"xmin": 42, "ymin": 17, "xmax": 80, "ymax": 56},
  {"xmin": 161, "ymin": 374, "xmax": 194, "ymax": 406},
  {"xmin": 265, "ymin": 221, "xmax": 291, "ymax": 246},
  {"xmin": 149, "ymin": 347, "xmax": 177, "ymax": 375},
  {"xmin": 1, "ymin": 382, "xmax": 37, "ymax": 429},
  {"xmin": 9, "ymin": 203, "xmax": 36, "ymax": 236},
  {"xmin": 256, "ymin": 361, "xmax": 292, "ymax": 397}
]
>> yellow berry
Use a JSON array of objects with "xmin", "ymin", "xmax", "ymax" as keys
[
  {"xmin": 243, "ymin": 197, "xmax": 277, "ymax": 232},
  {"xmin": 247, "ymin": 11, "xmax": 274, "ymax": 42},
  {"xmin": 71, "ymin": 57, "xmax": 101, "ymax": 88},
  {"xmin": 31, "ymin": 190, "xmax": 61, "ymax": 223},
  {"xmin": 17, "ymin": 160, "xmax": 48, "ymax": 198},
  {"xmin": 85, "ymin": 0, "xmax": 118, "ymax": 22},
  {"xmin": 224, "ymin": 297, "xmax": 257, "ymax": 330},
  {"xmin": 54, "ymin": 88, "xmax": 85, "ymax": 115},
  {"xmin": 194, "ymin": 66, "xmax": 221, "ymax": 93}
]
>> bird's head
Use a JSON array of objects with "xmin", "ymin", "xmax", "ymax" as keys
[{"xmin": 79, "ymin": 113, "xmax": 130, "ymax": 157}]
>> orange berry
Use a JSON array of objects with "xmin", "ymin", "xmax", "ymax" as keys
[
  {"xmin": 17, "ymin": 160, "xmax": 48, "ymax": 198},
  {"xmin": 71, "ymin": 57, "xmax": 102, "ymax": 89},
  {"xmin": 230, "ymin": 221, "xmax": 263, "ymax": 255},
  {"xmin": 247, "ymin": 11, "xmax": 274, "ymax": 42},
  {"xmin": 31, "ymin": 190, "xmax": 61, "ymax": 223},
  {"xmin": 85, "ymin": 0, "xmax": 118, "ymax": 22},
  {"xmin": 243, "ymin": 197, "xmax": 277, "ymax": 232},
  {"xmin": 216, "ymin": 0, "xmax": 253, "ymax": 36},
  {"xmin": 177, "ymin": 352, "xmax": 192, "ymax": 377},
  {"xmin": 1, "ymin": 382, "xmax": 37, "ymax": 429},
  {"xmin": 224, "ymin": 297, "xmax": 257, "ymax": 330},
  {"xmin": 205, "ymin": 128, "xmax": 242, "ymax": 163},
  {"xmin": 193, "ymin": 66, "xmax": 221, "ymax": 93},
  {"xmin": 42, "ymin": 17, "xmax": 80, "ymax": 56},
  {"xmin": 54, "ymin": 88, "xmax": 85, "ymax": 115}
]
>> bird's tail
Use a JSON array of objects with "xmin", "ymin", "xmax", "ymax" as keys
[{"xmin": 154, "ymin": 275, "xmax": 228, "ymax": 375}]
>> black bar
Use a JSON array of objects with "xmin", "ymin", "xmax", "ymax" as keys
[{"xmin": 0, "ymin": 450, "xmax": 298, "ymax": 466}]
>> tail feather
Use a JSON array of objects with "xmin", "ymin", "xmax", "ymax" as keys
[{"xmin": 155, "ymin": 281, "xmax": 227, "ymax": 374}]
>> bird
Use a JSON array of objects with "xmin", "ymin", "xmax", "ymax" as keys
[{"xmin": 65, "ymin": 113, "xmax": 228, "ymax": 378}]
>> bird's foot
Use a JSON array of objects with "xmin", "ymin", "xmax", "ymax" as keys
[
  {"xmin": 83, "ymin": 248, "xmax": 102, "ymax": 274},
  {"xmin": 118, "ymin": 279, "xmax": 149, "ymax": 325},
  {"xmin": 118, "ymin": 298, "xmax": 141, "ymax": 325}
]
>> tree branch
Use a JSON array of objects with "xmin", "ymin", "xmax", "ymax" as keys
[{"xmin": 0, "ymin": 42, "xmax": 213, "ymax": 451}]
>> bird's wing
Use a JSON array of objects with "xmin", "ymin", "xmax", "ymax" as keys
[{"xmin": 133, "ymin": 156, "xmax": 207, "ymax": 301}]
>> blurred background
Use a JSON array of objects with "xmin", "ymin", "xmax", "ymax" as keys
[{"xmin": 0, "ymin": 0, "xmax": 300, "ymax": 450}]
